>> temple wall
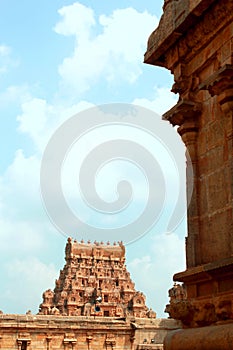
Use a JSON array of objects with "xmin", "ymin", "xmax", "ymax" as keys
[
  {"xmin": 144, "ymin": 0, "xmax": 233, "ymax": 348},
  {"xmin": 0, "ymin": 315, "xmax": 180, "ymax": 350}
]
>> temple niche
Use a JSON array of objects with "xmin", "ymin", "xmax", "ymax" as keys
[{"xmin": 39, "ymin": 238, "xmax": 156, "ymax": 319}]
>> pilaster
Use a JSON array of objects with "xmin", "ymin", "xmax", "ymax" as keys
[
  {"xmin": 46, "ymin": 335, "xmax": 52, "ymax": 350},
  {"xmin": 63, "ymin": 335, "xmax": 77, "ymax": 350},
  {"xmin": 163, "ymin": 99, "xmax": 201, "ymax": 268},
  {"xmin": 105, "ymin": 334, "xmax": 116, "ymax": 350}
]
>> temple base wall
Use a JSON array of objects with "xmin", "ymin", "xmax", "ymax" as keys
[{"xmin": 0, "ymin": 314, "xmax": 181, "ymax": 350}]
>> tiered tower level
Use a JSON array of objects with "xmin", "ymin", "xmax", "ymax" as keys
[{"xmin": 39, "ymin": 238, "xmax": 155, "ymax": 318}]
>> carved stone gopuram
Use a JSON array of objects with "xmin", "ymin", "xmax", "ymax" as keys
[
  {"xmin": 0, "ymin": 239, "xmax": 181, "ymax": 350},
  {"xmin": 145, "ymin": 0, "xmax": 233, "ymax": 349},
  {"xmin": 39, "ymin": 238, "xmax": 155, "ymax": 319}
]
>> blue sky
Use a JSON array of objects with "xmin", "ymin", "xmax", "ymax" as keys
[{"xmin": 0, "ymin": 0, "xmax": 186, "ymax": 317}]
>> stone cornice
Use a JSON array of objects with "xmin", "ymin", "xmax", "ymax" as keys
[
  {"xmin": 144, "ymin": 0, "xmax": 216, "ymax": 66},
  {"xmin": 174, "ymin": 256, "xmax": 233, "ymax": 283},
  {"xmin": 162, "ymin": 99, "xmax": 201, "ymax": 128},
  {"xmin": 145, "ymin": 0, "xmax": 233, "ymax": 70}
]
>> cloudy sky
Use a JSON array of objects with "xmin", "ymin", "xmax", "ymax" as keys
[{"xmin": 0, "ymin": 0, "xmax": 187, "ymax": 317}]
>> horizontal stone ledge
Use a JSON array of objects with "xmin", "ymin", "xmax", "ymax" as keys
[
  {"xmin": 164, "ymin": 322, "xmax": 233, "ymax": 350},
  {"xmin": 144, "ymin": 0, "xmax": 216, "ymax": 66},
  {"xmin": 174, "ymin": 256, "xmax": 233, "ymax": 283}
]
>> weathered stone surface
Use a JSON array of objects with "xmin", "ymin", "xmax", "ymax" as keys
[
  {"xmin": 164, "ymin": 323, "xmax": 233, "ymax": 350},
  {"xmin": 145, "ymin": 0, "xmax": 233, "ymax": 348},
  {"xmin": 0, "ymin": 314, "xmax": 180, "ymax": 350}
]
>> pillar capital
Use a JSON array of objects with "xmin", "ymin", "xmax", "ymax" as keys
[
  {"xmin": 86, "ymin": 334, "xmax": 93, "ymax": 343},
  {"xmin": 105, "ymin": 334, "xmax": 116, "ymax": 349},
  {"xmin": 46, "ymin": 336, "xmax": 52, "ymax": 342},
  {"xmin": 63, "ymin": 335, "xmax": 77, "ymax": 350},
  {"xmin": 163, "ymin": 99, "xmax": 201, "ymax": 146},
  {"xmin": 17, "ymin": 338, "xmax": 31, "ymax": 350}
]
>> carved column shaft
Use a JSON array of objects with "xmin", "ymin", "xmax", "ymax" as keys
[
  {"xmin": 86, "ymin": 334, "xmax": 93, "ymax": 350},
  {"xmin": 46, "ymin": 336, "xmax": 52, "ymax": 350},
  {"xmin": 163, "ymin": 99, "xmax": 201, "ymax": 268},
  {"xmin": 180, "ymin": 128, "xmax": 199, "ymax": 268}
]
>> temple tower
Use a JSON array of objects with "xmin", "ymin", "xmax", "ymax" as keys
[
  {"xmin": 145, "ymin": 0, "xmax": 233, "ymax": 348},
  {"xmin": 39, "ymin": 238, "xmax": 155, "ymax": 319}
]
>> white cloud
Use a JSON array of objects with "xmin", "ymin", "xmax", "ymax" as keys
[
  {"xmin": 0, "ymin": 44, "xmax": 18, "ymax": 75},
  {"xmin": 17, "ymin": 98, "xmax": 94, "ymax": 152},
  {"xmin": 0, "ymin": 84, "xmax": 30, "ymax": 108},
  {"xmin": 0, "ymin": 45, "xmax": 11, "ymax": 56},
  {"xmin": 55, "ymin": 3, "xmax": 95, "ymax": 38},
  {"xmin": 133, "ymin": 86, "xmax": 178, "ymax": 116},
  {"xmin": 128, "ymin": 232, "xmax": 186, "ymax": 317},
  {"xmin": 0, "ymin": 149, "xmax": 40, "ymax": 209},
  {"xmin": 0, "ymin": 149, "xmax": 64, "ymax": 313},
  {"xmin": 54, "ymin": 3, "xmax": 158, "ymax": 94},
  {"xmin": 0, "ymin": 150, "xmax": 50, "ymax": 259},
  {"xmin": 2, "ymin": 258, "xmax": 58, "ymax": 314},
  {"xmin": 0, "ymin": 3, "xmax": 187, "ymax": 317},
  {"xmin": 0, "ymin": 220, "xmax": 44, "ymax": 254}
]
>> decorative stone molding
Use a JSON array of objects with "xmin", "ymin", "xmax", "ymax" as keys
[
  {"xmin": 162, "ymin": 99, "xmax": 201, "ymax": 145},
  {"xmin": 166, "ymin": 257, "xmax": 233, "ymax": 327},
  {"xmin": 63, "ymin": 334, "xmax": 77, "ymax": 350},
  {"xmin": 86, "ymin": 334, "xmax": 93, "ymax": 343},
  {"xmin": 200, "ymin": 64, "xmax": 233, "ymax": 113},
  {"xmin": 17, "ymin": 338, "xmax": 31, "ymax": 350},
  {"xmin": 86, "ymin": 333, "xmax": 93, "ymax": 349},
  {"xmin": 167, "ymin": 296, "xmax": 233, "ymax": 328},
  {"xmin": 137, "ymin": 345, "xmax": 163, "ymax": 350},
  {"xmin": 144, "ymin": 0, "xmax": 229, "ymax": 67},
  {"xmin": 105, "ymin": 334, "xmax": 116, "ymax": 349},
  {"xmin": 163, "ymin": 99, "xmax": 201, "ymax": 127}
]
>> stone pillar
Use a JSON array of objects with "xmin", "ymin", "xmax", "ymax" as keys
[
  {"xmin": 86, "ymin": 334, "xmax": 93, "ymax": 350},
  {"xmin": 144, "ymin": 0, "xmax": 233, "ymax": 348},
  {"xmin": 17, "ymin": 340, "xmax": 22, "ymax": 350},
  {"xmin": 130, "ymin": 332, "xmax": 135, "ymax": 350},
  {"xmin": 46, "ymin": 335, "xmax": 52, "ymax": 350},
  {"xmin": 105, "ymin": 334, "xmax": 116, "ymax": 350},
  {"xmin": 163, "ymin": 99, "xmax": 201, "ymax": 268}
]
